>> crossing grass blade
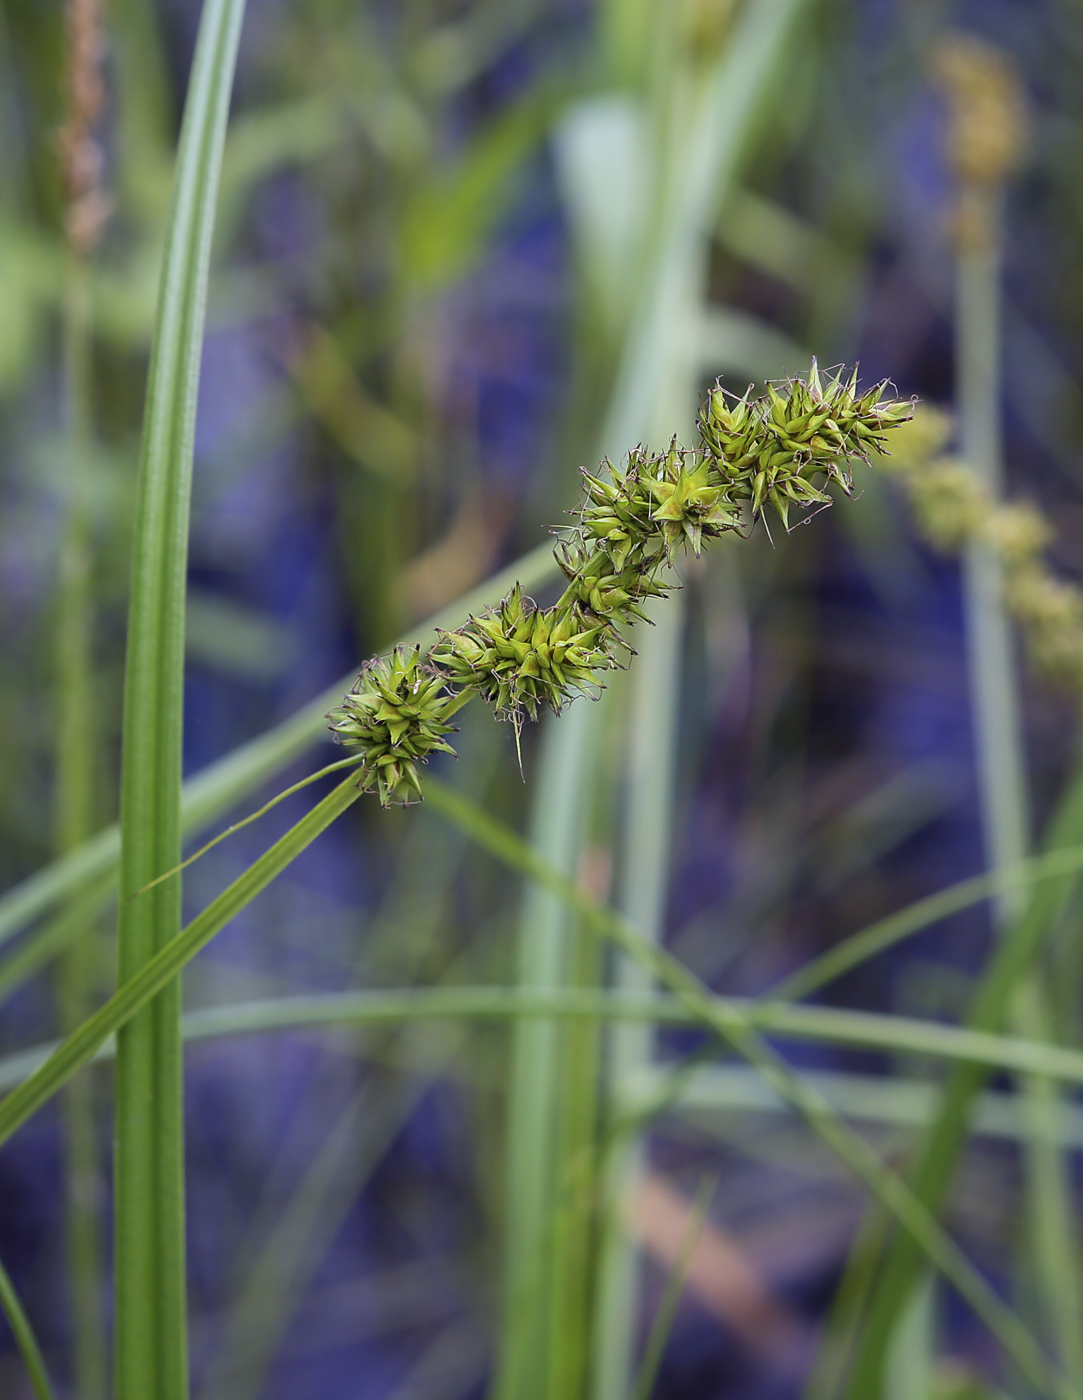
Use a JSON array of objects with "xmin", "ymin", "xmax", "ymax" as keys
[
  {"xmin": 6, "ymin": 770, "xmax": 1077, "ymax": 1395},
  {"xmin": 9, "ymin": 807, "xmax": 1083, "ymax": 1020},
  {"xmin": 0, "ymin": 775, "xmax": 361, "ymax": 1153}
]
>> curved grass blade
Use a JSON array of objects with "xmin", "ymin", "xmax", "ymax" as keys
[
  {"xmin": 128, "ymin": 754, "xmax": 363, "ymax": 900},
  {"xmin": 9, "ymin": 815, "xmax": 1083, "ymax": 1018},
  {"xmin": 767, "ymin": 842, "xmax": 1083, "ymax": 1004},
  {"xmin": 113, "ymin": 1, "xmax": 247, "ymax": 1393},
  {"xmin": 494, "ymin": 701, "xmax": 601, "ymax": 1400}
]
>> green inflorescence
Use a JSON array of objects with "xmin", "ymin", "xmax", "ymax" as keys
[
  {"xmin": 328, "ymin": 362, "xmax": 914, "ymax": 804},
  {"xmin": 327, "ymin": 648, "xmax": 469, "ymax": 805}
]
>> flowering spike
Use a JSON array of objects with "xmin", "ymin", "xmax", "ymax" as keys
[{"xmin": 330, "ymin": 365, "xmax": 914, "ymax": 801}]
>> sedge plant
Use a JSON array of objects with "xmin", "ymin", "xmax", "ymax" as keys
[{"xmin": 7, "ymin": 6, "xmax": 1078, "ymax": 1397}]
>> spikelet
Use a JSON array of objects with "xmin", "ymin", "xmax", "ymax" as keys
[
  {"xmin": 327, "ymin": 647, "xmax": 467, "ymax": 805},
  {"xmin": 430, "ymin": 585, "xmax": 616, "ymax": 725}
]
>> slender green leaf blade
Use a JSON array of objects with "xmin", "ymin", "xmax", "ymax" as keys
[{"xmin": 113, "ymin": 3, "xmax": 247, "ymax": 1394}]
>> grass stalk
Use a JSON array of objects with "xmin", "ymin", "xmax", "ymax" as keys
[
  {"xmin": 589, "ymin": 0, "xmax": 811, "ymax": 1386},
  {"xmin": 960, "ymin": 200, "xmax": 1083, "ymax": 1385},
  {"xmin": 112, "ymin": 2, "xmax": 245, "ymax": 1394},
  {"xmin": 957, "ymin": 229, "xmax": 1030, "ymax": 928},
  {"xmin": 591, "ymin": 595, "xmax": 683, "ymax": 1400},
  {"xmin": 883, "ymin": 1276, "xmax": 936, "ymax": 1400},
  {"xmin": 495, "ymin": 8, "xmax": 810, "ymax": 1390},
  {"xmin": 532, "ymin": 691, "xmax": 617, "ymax": 1400},
  {"xmin": 543, "ymin": 915, "xmax": 607, "ymax": 1400}
]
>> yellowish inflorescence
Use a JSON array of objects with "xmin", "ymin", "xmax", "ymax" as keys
[
  {"xmin": 329, "ymin": 363, "xmax": 915, "ymax": 804},
  {"xmin": 880, "ymin": 408, "xmax": 1083, "ymax": 696}
]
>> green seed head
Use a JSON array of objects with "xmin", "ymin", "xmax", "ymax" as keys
[
  {"xmin": 698, "ymin": 362, "xmax": 913, "ymax": 528},
  {"xmin": 327, "ymin": 647, "xmax": 463, "ymax": 805},
  {"xmin": 330, "ymin": 363, "xmax": 915, "ymax": 801}
]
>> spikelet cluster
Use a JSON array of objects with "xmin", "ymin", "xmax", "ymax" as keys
[
  {"xmin": 699, "ymin": 361, "xmax": 914, "ymax": 530},
  {"xmin": 328, "ymin": 364, "xmax": 914, "ymax": 803}
]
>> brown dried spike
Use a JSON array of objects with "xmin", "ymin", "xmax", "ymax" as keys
[{"xmin": 57, "ymin": 0, "xmax": 112, "ymax": 256}]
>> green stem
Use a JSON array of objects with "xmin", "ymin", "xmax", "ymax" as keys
[
  {"xmin": 592, "ymin": 595, "xmax": 683, "ymax": 1400},
  {"xmin": 842, "ymin": 196, "xmax": 1083, "ymax": 1399},
  {"xmin": 589, "ymin": 1, "xmax": 813, "ymax": 1387},
  {"xmin": 55, "ymin": 246, "xmax": 107, "ymax": 1400},
  {"xmin": 955, "ymin": 181, "xmax": 1083, "ymax": 1393}
]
